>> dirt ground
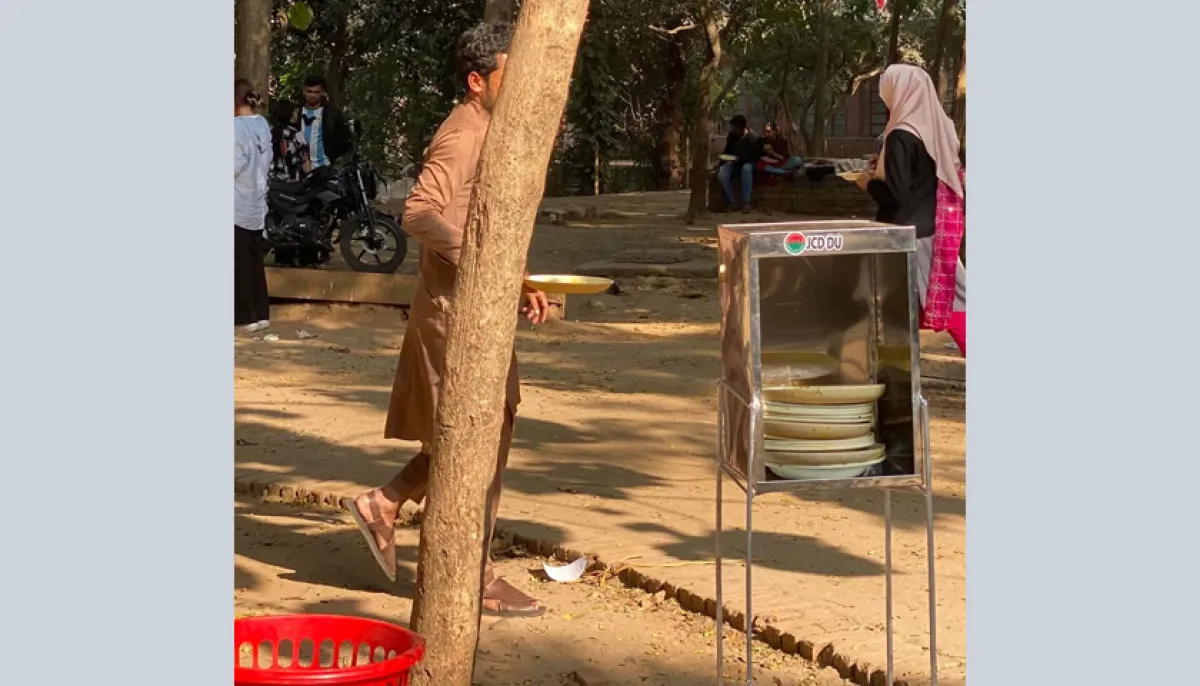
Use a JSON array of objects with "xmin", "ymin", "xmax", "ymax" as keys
[
  {"xmin": 236, "ymin": 191, "xmax": 966, "ymax": 685},
  {"xmin": 237, "ymin": 497, "xmax": 849, "ymax": 686}
]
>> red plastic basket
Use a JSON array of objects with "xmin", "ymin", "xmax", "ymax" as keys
[{"xmin": 235, "ymin": 614, "xmax": 425, "ymax": 686}]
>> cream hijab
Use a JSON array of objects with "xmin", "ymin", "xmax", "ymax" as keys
[{"xmin": 874, "ymin": 64, "xmax": 963, "ymax": 198}]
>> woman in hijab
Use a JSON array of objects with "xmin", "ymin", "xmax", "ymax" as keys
[{"xmin": 857, "ymin": 63, "xmax": 967, "ymax": 355}]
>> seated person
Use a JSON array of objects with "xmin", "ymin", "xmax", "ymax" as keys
[
  {"xmin": 717, "ymin": 115, "xmax": 760, "ymax": 212},
  {"xmin": 721, "ymin": 114, "xmax": 747, "ymax": 158},
  {"xmin": 756, "ymin": 122, "xmax": 803, "ymax": 175}
]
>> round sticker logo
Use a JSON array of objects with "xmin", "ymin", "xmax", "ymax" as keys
[{"xmin": 784, "ymin": 232, "xmax": 807, "ymax": 254}]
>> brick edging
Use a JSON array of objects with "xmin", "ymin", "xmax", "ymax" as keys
[{"xmin": 235, "ymin": 478, "xmax": 922, "ymax": 686}]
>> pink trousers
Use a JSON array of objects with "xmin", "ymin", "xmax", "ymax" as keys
[
  {"xmin": 922, "ymin": 310, "xmax": 967, "ymax": 357},
  {"xmin": 946, "ymin": 311, "xmax": 966, "ymax": 356}
]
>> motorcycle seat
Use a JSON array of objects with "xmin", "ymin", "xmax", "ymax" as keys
[{"xmin": 269, "ymin": 179, "xmax": 309, "ymax": 195}]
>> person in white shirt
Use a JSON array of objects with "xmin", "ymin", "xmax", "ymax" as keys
[{"xmin": 234, "ymin": 78, "xmax": 273, "ymax": 332}]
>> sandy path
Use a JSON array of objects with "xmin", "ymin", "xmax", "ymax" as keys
[
  {"xmin": 237, "ymin": 192, "xmax": 965, "ymax": 685},
  {"xmin": 236, "ymin": 497, "xmax": 849, "ymax": 686}
]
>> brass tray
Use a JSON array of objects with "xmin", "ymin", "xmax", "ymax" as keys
[{"xmin": 524, "ymin": 274, "xmax": 614, "ymax": 295}]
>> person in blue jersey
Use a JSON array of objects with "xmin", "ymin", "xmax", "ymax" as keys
[
  {"xmin": 234, "ymin": 79, "xmax": 273, "ymax": 331},
  {"xmin": 298, "ymin": 74, "xmax": 351, "ymax": 171},
  {"xmin": 274, "ymin": 75, "xmax": 352, "ymax": 268}
]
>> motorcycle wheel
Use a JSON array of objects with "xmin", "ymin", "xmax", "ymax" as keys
[{"xmin": 339, "ymin": 214, "xmax": 408, "ymax": 274}]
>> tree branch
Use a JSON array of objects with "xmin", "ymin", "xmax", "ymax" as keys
[
  {"xmin": 850, "ymin": 67, "xmax": 884, "ymax": 98},
  {"xmin": 650, "ymin": 22, "xmax": 697, "ymax": 35},
  {"xmin": 714, "ymin": 61, "xmax": 748, "ymax": 105}
]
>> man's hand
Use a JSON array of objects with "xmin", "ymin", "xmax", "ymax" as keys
[
  {"xmin": 855, "ymin": 169, "xmax": 874, "ymax": 192},
  {"xmin": 521, "ymin": 287, "xmax": 550, "ymax": 325}
]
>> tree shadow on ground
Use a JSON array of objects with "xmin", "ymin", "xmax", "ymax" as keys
[
  {"xmin": 621, "ymin": 521, "xmax": 886, "ymax": 578},
  {"xmin": 238, "ymin": 591, "xmax": 836, "ymax": 686},
  {"xmin": 235, "ymin": 496, "xmax": 568, "ymax": 603},
  {"xmin": 235, "ymin": 507, "xmax": 416, "ymax": 594},
  {"xmin": 235, "ymin": 403, "xmax": 697, "ymax": 504},
  {"xmin": 785, "ymin": 401, "xmax": 966, "ymax": 531},
  {"xmin": 235, "ymin": 302, "xmax": 722, "ymax": 402}
]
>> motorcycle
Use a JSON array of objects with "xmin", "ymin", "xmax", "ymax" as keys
[{"xmin": 265, "ymin": 119, "xmax": 408, "ymax": 274}]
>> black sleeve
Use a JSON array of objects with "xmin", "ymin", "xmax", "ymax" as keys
[
  {"xmin": 866, "ymin": 131, "xmax": 917, "ymax": 210},
  {"xmin": 323, "ymin": 105, "xmax": 352, "ymax": 162},
  {"xmin": 722, "ymin": 132, "xmax": 738, "ymax": 156}
]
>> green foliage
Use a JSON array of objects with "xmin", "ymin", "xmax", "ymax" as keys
[
  {"xmin": 270, "ymin": 0, "xmax": 477, "ymax": 177},
  {"xmin": 287, "ymin": 2, "xmax": 314, "ymax": 31},
  {"xmin": 732, "ymin": 0, "xmax": 951, "ymax": 147},
  {"xmin": 265, "ymin": 0, "xmax": 959, "ymax": 195}
]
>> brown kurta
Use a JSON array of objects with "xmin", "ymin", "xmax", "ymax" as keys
[{"xmin": 384, "ymin": 100, "xmax": 521, "ymax": 445}]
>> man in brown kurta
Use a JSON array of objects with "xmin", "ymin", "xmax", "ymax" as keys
[{"xmin": 341, "ymin": 22, "xmax": 549, "ymax": 617}]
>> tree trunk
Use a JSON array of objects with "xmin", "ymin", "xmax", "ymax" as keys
[
  {"xmin": 326, "ymin": 27, "xmax": 350, "ymax": 105},
  {"xmin": 484, "ymin": 0, "xmax": 519, "ymax": 22},
  {"xmin": 951, "ymin": 39, "xmax": 965, "ymax": 146},
  {"xmin": 654, "ymin": 34, "xmax": 687, "ymax": 190},
  {"xmin": 407, "ymin": 1, "xmax": 589, "ymax": 685},
  {"xmin": 684, "ymin": 1, "xmax": 722, "ymax": 220},
  {"xmin": 234, "ymin": 0, "xmax": 271, "ymax": 109},
  {"xmin": 951, "ymin": 39, "xmax": 965, "ymax": 265},
  {"xmin": 810, "ymin": 0, "xmax": 833, "ymax": 157},
  {"xmin": 927, "ymin": 0, "xmax": 958, "ymax": 100},
  {"xmin": 886, "ymin": 0, "xmax": 904, "ymax": 65}
]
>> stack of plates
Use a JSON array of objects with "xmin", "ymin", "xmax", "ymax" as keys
[{"xmin": 763, "ymin": 383, "xmax": 887, "ymax": 480}]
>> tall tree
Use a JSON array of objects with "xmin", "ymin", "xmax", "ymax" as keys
[
  {"xmin": 810, "ymin": 0, "xmax": 833, "ymax": 156},
  {"xmin": 653, "ymin": 32, "xmax": 688, "ymax": 189},
  {"xmin": 886, "ymin": 0, "xmax": 905, "ymax": 64},
  {"xmin": 485, "ymin": 0, "xmax": 520, "ymax": 22},
  {"xmin": 407, "ymin": 1, "xmax": 589, "ymax": 684},
  {"xmin": 951, "ymin": 37, "xmax": 965, "ymax": 143},
  {"xmin": 927, "ymin": 0, "xmax": 959, "ymax": 98},
  {"xmin": 684, "ymin": 0, "xmax": 724, "ymax": 219},
  {"xmin": 235, "ymin": 0, "xmax": 272, "ymax": 108}
]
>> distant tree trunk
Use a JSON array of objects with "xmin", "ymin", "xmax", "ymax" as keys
[
  {"xmin": 951, "ymin": 39, "xmax": 965, "ymax": 265},
  {"xmin": 685, "ymin": 1, "xmax": 723, "ymax": 220},
  {"xmin": 406, "ymin": 1, "xmax": 589, "ymax": 685},
  {"xmin": 485, "ymin": 0, "xmax": 519, "ymax": 22},
  {"xmin": 326, "ymin": 25, "xmax": 350, "ymax": 105},
  {"xmin": 886, "ymin": 0, "xmax": 905, "ymax": 65},
  {"xmin": 951, "ymin": 39, "xmax": 966, "ymax": 146},
  {"xmin": 810, "ymin": 0, "xmax": 833, "ymax": 157},
  {"xmin": 654, "ymin": 34, "xmax": 687, "ymax": 190},
  {"xmin": 927, "ymin": 0, "xmax": 958, "ymax": 100},
  {"xmin": 234, "ymin": 0, "xmax": 271, "ymax": 110}
]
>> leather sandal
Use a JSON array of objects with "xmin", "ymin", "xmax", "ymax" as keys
[
  {"xmin": 341, "ymin": 492, "xmax": 397, "ymax": 582},
  {"xmin": 482, "ymin": 577, "xmax": 546, "ymax": 618}
]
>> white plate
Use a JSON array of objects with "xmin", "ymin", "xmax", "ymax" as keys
[
  {"xmin": 766, "ymin": 455, "xmax": 886, "ymax": 480},
  {"xmin": 760, "ymin": 351, "xmax": 839, "ymax": 387},
  {"xmin": 765, "ymin": 444, "xmax": 885, "ymax": 466},
  {"xmin": 763, "ymin": 384, "xmax": 885, "ymax": 405},
  {"xmin": 765, "ymin": 413, "xmax": 875, "ymax": 426},
  {"xmin": 763, "ymin": 419, "xmax": 873, "ymax": 440},
  {"xmin": 764, "ymin": 433, "xmax": 877, "ymax": 452},
  {"xmin": 765, "ymin": 400, "xmax": 877, "ymax": 417},
  {"xmin": 765, "ymin": 403, "xmax": 876, "ymax": 425}
]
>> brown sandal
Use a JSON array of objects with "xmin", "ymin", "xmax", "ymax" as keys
[
  {"xmin": 482, "ymin": 577, "xmax": 546, "ymax": 618},
  {"xmin": 341, "ymin": 492, "xmax": 397, "ymax": 582}
]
